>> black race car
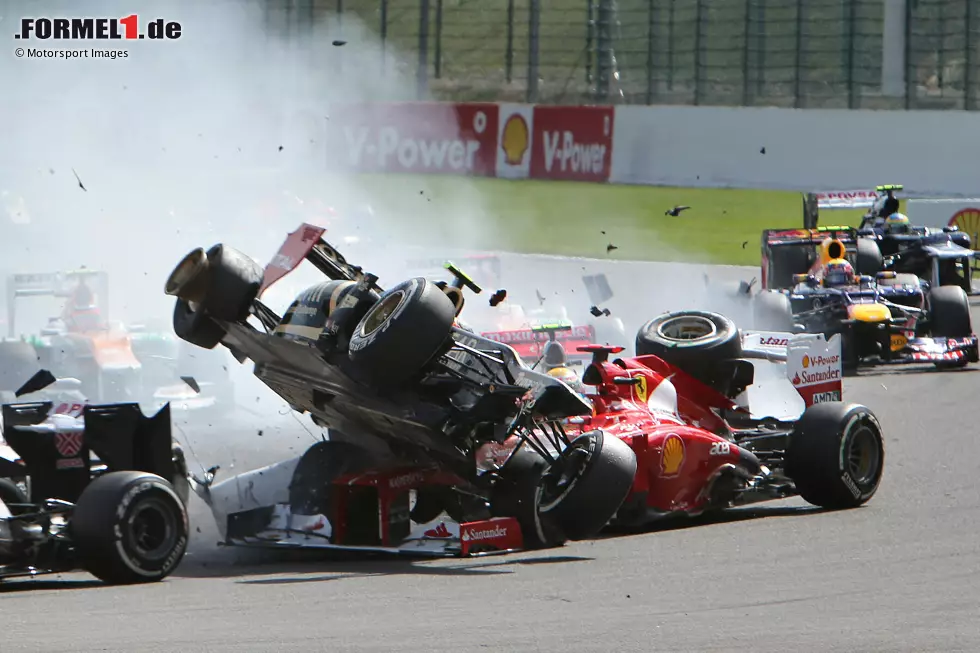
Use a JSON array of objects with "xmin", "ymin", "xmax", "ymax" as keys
[
  {"xmin": 0, "ymin": 367, "xmax": 189, "ymax": 584},
  {"xmin": 163, "ymin": 223, "xmax": 638, "ymax": 553},
  {"xmin": 753, "ymin": 270, "xmax": 978, "ymax": 371},
  {"xmin": 802, "ymin": 184, "xmax": 976, "ymax": 292}
]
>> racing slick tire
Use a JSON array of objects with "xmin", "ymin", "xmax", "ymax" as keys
[
  {"xmin": 71, "ymin": 471, "xmax": 189, "ymax": 585},
  {"xmin": 537, "ymin": 431, "xmax": 636, "ymax": 541},
  {"xmin": 490, "ymin": 447, "xmax": 568, "ymax": 549},
  {"xmin": 165, "ymin": 244, "xmax": 264, "ymax": 323},
  {"xmin": 785, "ymin": 402, "xmax": 884, "ymax": 509},
  {"xmin": 928, "ymin": 285, "xmax": 974, "ymax": 368},
  {"xmin": 636, "ymin": 311, "xmax": 743, "ymax": 388},
  {"xmin": 590, "ymin": 316, "xmax": 628, "ymax": 348},
  {"xmin": 349, "ymin": 277, "xmax": 456, "ymax": 386},
  {"xmin": 855, "ymin": 238, "xmax": 883, "ymax": 276},
  {"xmin": 752, "ymin": 291, "xmax": 794, "ymax": 332},
  {"xmin": 0, "ymin": 478, "xmax": 28, "ymax": 507},
  {"xmin": 172, "ymin": 298, "xmax": 225, "ymax": 350}
]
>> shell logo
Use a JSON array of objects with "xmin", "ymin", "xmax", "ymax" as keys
[
  {"xmin": 501, "ymin": 113, "xmax": 530, "ymax": 166},
  {"xmin": 802, "ymin": 354, "xmax": 810, "ymax": 368},
  {"xmin": 660, "ymin": 433, "xmax": 685, "ymax": 477},
  {"xmin": 950, "ymin": 208, "xmax": 980, "ymax": 240}
]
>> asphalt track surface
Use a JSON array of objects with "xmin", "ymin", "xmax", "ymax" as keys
[{"xmin": 5, "ymin": 261, "xmax": 980, "ymax": 653}]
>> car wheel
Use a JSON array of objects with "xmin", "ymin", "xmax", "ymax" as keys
[
  {"xmin": 636, "ymin": 310, "xmax": 743, "ymax": 387},
  {"xmin": 72, "ymin": 471, "xmax": 189, "ymax": 584},
  {"xmin": 348, "ymin": 278, "xmax": 456, "ymax": 386},
  {"xmin": 165, "ymin": 244, "xmax": 264, "ymax": 322},
  {"xmin": 752, "ymin": 291, "xmax": 793, "ymax": 332},
  {"xmin": 490, "ymin": 447, "xmax": 567, "ymax": 549},
  {"xmin": 172, "ymin": 298, "xmax": 225, "ymax": 350},
  {"xmin": 929, "ymin": 285, "xmax": 973, "ymax": 369},
  {"xmin": 855, "ymin": 238, "xmax": 883, "ymax": 276},
  {"xmin": 537, "ymin": 431, "xmax": 637, "ymax": 540},
  {"xmin": 785, "ymin": 402, "xmax": 884, "ymax": 509},
  {"xmin": 0, "ymin": 477, "xmax": 28, "ymax": 508}
]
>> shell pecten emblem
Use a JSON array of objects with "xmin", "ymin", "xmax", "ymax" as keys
[
  {"xmin": 501, "ymin": 113, "xmax": 530, "ymax": 165},
  {"xmin": 802, "ymin": 354, "xmax": 810, "ymax": 369},
  {"xmin": 660, "ymin": 433, "xmax": 685, "ymax": 478}
]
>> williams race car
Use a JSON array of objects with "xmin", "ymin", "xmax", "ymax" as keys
[
  {"xmin": 163, "ymin": 224, "xmax": 638, "ymax": 556},
  {"xmin": 484, "ymin": 312, "xmax": 884, "ymax": 525},
  {"xmin": 801, "ymin": 184, "xmax": 976, "ymax": 292},
  {"xmin": 0, "ymin": 368, "xmax": 189, "ymax": 584}
]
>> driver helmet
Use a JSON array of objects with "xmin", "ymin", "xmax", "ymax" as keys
[
  {"xmin": 547, "ymin": 366, "xmax": 586, "ymax": 395},
  {"xmin": 823, "ymin": 258, "xmax": 855, "ymax": 287},
  {"xmin": 885, "ymin": 212, "xmax": 910, "ymax": 234}
]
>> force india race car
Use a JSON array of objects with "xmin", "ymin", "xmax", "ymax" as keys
[
  {"xmin": 755, "ymin": 234, "xmax": 978, "ymax": 370},
  {"xmin": 801, "ymin": 184, "xmax": 976, "ymax": 292},
  {"xmin": 164, "ymin": 225, "xmax": 882, "ymax": 556},
  {"xmin": 0, "ymin": 370, "xmax": 189, "ymax": 584},
  {"xmin": 164, "ymin": 224, "xmax": 639, "ymax": 556}
]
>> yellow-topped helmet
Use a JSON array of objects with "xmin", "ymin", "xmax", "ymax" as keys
[
  {"xmin": 885, "ymin": 212, "xmax": 910, "ymax": 234},
  {"xmin": 547, "ymin": 366, "xmax": 586, "ymax": 395},
  {"xmin": 818, "ymin": 237, "xmax": 847, "ymax": 265}
]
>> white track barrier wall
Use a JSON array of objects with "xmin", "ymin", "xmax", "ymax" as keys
[{"xmin": 609, "ymin": 105, "xmax": 980, "ymax": 197}]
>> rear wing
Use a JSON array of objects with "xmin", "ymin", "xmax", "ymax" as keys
[
  {"xmin": 5, "ymin": 269, "xmax": 109, "ymax": 337},
  {"xmin": 802, "ymin": 185, "xmax": 903, "ymax": 228},
  {"xmin": 763, "ymin": 226, "xmax": 858, "ymax": 248},
  {"xmin": 258, "ymin": 223, "xmax": 384, "ymax": 298},
  {"xmin": 741, "ymin": 331, "xmax": 843, "ymax": 409}
]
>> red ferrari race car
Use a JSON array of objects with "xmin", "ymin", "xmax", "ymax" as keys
[{"xmin": 485, "ymin": 313, "xmax": 884, "ymax": 530}]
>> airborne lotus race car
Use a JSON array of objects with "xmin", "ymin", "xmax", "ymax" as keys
[
  {"xmin": 0, "ymin": 370, "xmax": 189, "ymax": 584},
  {"xmin": 754, "ymin": 235, "xmax": 978, "ymax": 370},
  {"xmin": 484, "ymin": 312, "xmax": 884, "ymax": 525},
  {"xmin": 164, "ymin": 224, "xmax": 638, "ymax": 556}
]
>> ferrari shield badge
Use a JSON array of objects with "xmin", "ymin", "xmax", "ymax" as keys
[
  {"xmin": 660, "ymin": 433, "xmax": 685, "ymax": 478},
  {"xmin": 634, "ymin": 375, "xmax": 648, "ymax": 403}
]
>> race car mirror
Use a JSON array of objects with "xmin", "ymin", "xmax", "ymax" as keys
[{"xmin": 612, "ymin": 376, "xmax": 641, "ymax": 386}]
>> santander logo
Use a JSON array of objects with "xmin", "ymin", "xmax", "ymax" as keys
[{"xmin": 461, "ymin": 525, "xmax": 508, "ymax": 542}]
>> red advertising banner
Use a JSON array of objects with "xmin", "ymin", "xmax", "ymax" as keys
[
  {"xmin": 529, "ymin": 105, "xmax": 615, "ymax": 182},
  {"xmin": 326, "ymin": 102, "xmax": 499, "ymax": 176}
]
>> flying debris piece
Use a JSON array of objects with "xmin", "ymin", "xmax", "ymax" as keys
[
  {"xmin": 589, "ymin": 306, "xmax": 611, "ymax": 318},
  {"xmin": 535, "ymin": 289, "xmax": 546, "ymax": 305},
  {"xmin": 278, "ymin": 145, "xmax": 284, "ymax": 152},
  {"xmin": 742, "ymin": 241, "xmax": 748, "ymax": 249},
  {"xmin": 332, "ymin": 40, "xmax": 347, "ymax": 46},
  {"xmin": 606, "ymin": 243, "xmax": 618, "ymax": 253},
  {"xmin": 582, "ymin": 273, "xmax": 614, "ymax": 305},
  {"xmin": 665, "ymin": 205, "xmax": 690, "ymax": 217},
  {"xmin": 180, "ymin": 376, "xmax": 201, "ymax": 393},
  {"xmin": 71, "ymin": 168, "xmax": 86, "ymax": 191},
  {"xmin": 15, "ymin": 369, "xmax": 56, "ymax": 397},
  {"xmin": 489, "ymin": 289, "xmax": 507, "ymax": 307},
  {"xmin": 760, "ymin": 146, "xmax": 766, "ymax": 154},
  {"xmin": 738, "ymin": 277, "xmax": 757, "ymax": 296}
]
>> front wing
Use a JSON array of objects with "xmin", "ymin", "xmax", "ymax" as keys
[{"xmin": 888, "ymin": 335, "xmax": 980, "ymax": 365}]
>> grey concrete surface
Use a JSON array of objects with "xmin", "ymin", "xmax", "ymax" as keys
[{"xmin": 4, "ymin": 261, "xmax": 980, "ymax": 653}]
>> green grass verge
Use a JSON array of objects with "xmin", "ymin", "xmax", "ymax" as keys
[{"xmin": 357, "ymin": 175, "xmax": 901, "ymax": 266}]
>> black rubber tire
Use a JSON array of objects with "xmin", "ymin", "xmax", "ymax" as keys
[
  {"xmin": 929, "ymin": 285, "xmax": 973, "ymax": 369},
  {"xmin": 71, "ymin": 471, "xmax": 189, "ymax": 585},
  {"xmin": 767, "ymin": 245, "xmax": 810, "ymax": 289},
  {"xmin": 489, "ymin": 447, "xmax": 568, "ymax": 549},
  {"xmin": 0, "ymin": 477, "xmax": 28, "ymax": 505},
  {"xmin": 930, "ymin": 285, "xmax": 972, "ymax": 338},
  {"xmin": 198, "ymin": 244, "xmax": 264, "ymax": 322},
  {"xmin": 172, "ymin": 298, "xmax": 225, "ymax": 350},
  {"xmin": 538, "ymin": 430, "xmax": 637, "ymax": 540},
  {"xmin": 590, "ymin": 316, "xmax": 628, "ymax": 348},
  {"xmin": 348, "ymin": 277, "xmax": 456, "ymax": 386},
  {"xmin": 752, "ymin": 291, "xmax": 794, "ymax": 332},
  {"xmin": 635, "ymin": 311, "xmax": 743, "ymax": 385},
  {"xmin": 855, "ymin": 238, "xmax": 883, "ymax": 276},
  {"xmin": 785, "ymin": 402, "xmax": 884, "ymax": 509}
]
